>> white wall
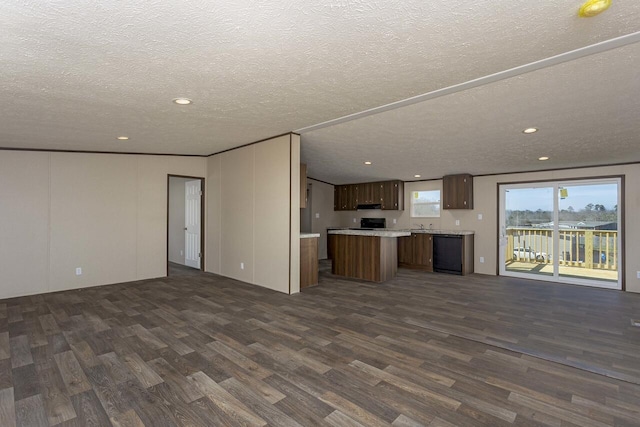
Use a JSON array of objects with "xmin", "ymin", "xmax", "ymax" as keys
[
  {"xmin": 205, "ymin": 134, "xmax": 300, "ymax": 294},
  {"xmin": 331, "ymin": 164, "xmax": 640, "ymax": 293},
  {"xmin": 0, "ymin": 150, "xmax": 206, "ymax": 299}
]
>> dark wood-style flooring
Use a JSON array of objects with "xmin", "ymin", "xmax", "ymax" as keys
[{"xmin": 1, "ymin": 262, "xmax": 640, "ymax": 426}]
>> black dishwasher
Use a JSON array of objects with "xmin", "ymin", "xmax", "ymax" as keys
[{"xmin": 433, "ymin": 235, "xmax": 463, "ymax": 275}]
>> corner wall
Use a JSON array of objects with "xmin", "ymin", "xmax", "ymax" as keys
[
  {"xmin": 0, "ymin": 150, "xmax": 207, "ymax": 300},
  {"xmin": 205, "ymin": 134, "xmax": 300, "ymax": 294}
]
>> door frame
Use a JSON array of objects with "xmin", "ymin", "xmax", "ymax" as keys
[
  {"xmin": 496, "ymin": 174, "xmax": 625, "ymax": 290},
  {"xmin": 167, "ymin": 174, "xmax": 205, "ymax": 275}
]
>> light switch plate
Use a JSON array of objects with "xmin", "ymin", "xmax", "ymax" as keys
[
  {"xmin": 478, "ymin": 213, "xmax": 483, "ymax": 220},
  {"xmin": 479, "ymin": 257, "xmax": 485, "ymax": 263},
  {"xmin": 455, "ymin": 220, "xmax": 460, "ymax": 226},
  {"xmin": 315, "ymin": 213, "xmax": 320, "ymax": 219},
  {"xmin": 393, "ymin": 219, "xmax": 397, "ymax": 224},
  {"xmin": 75, "ymin": 267, "xmax": 82, "ymax": 276}
]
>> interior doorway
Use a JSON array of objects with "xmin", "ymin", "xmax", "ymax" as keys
[
  {"xmin": 167, "ymin": 175, "xmax": 205, "ymax": 275},
  {"xmin": 300, "ymin": 182, "xmax": 312, "ymax": 232}
]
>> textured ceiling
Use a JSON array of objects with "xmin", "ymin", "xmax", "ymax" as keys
[
  {"xmin": 302, "ymin": 42, "xmax": 640, "ymax": 183},
  {"xmin": 1, "ymin": 1, "xmax": 639, "ymax": 178}
]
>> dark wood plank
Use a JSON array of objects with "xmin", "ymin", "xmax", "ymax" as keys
[
  {"xmin": 0, "ymin": 387, "xmax": 16, "ymax": 427},
  {"xmin": 70, "ymin": 389, "xmax": 111, "ymax": 426},
  {"xmin": 0, "ymin": 264, "xmax": 638, "ymax": 427},
  {"xmin": 122, "ymin": 353, "xmax": 164, "ymax": 388},
  {"xmin": 15, "ymin": 394, "xmax": 48, "ymax": 427},
  {"xmin": 0, "ymin": 333, "xmax": 10, "ymax": 361},
  {"xmin": 54, "ymin": 350, "xmax": 92, "ymax": 396},
  {"xmin": 9, "ymin": 336, "xmax": 33, "ymax": 369},
  {"xmin": 34, "ymin": 362, "xmax": 76, "ymax": 425}
]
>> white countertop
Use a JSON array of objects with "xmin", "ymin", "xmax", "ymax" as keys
[
  {"xmin": 406, "ymin": 229, "xmax": 475, "ymax": 235},
  {"xmin": 328, "ymin": 229, "xmax": 411, "ymax": 238},
  {"xmin": 300, "ymin": 233, "xmax": 320, "ymax": 239},
  {"xmin": 327, "ymin": 228, "xmax": 474, "ymax": 236}
]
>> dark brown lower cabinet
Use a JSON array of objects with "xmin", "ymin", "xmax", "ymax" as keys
[
  {"xmin": 300, "ymin": 237, "xmax": 318, "ymax": 288},
  {"xmin": 398, "ymin": 233, "xmax": 433, "ymax": 271}
]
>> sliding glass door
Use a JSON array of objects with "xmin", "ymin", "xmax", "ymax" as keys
[{"xmin": 499, "ymin": 178, "xmax": 621, "ymax": 289}]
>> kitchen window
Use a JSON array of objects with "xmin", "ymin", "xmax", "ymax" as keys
[{"xmin": 411, "ymin": 190, "xmax": 440, "ymax": 218}]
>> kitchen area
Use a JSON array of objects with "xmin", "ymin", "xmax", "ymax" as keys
[{"xmin": 300, "ymin": 169, "xmax": 477, "ymax": 287}]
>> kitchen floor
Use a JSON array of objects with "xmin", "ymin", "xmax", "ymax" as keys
[{"xmin": 1, "ymin": 268, "xmax": 639, "ymax": 426}]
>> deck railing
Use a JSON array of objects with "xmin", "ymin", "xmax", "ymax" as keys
[{"xmin": 506, "ymin": 227, "xmax": 618, "ymax": 270}]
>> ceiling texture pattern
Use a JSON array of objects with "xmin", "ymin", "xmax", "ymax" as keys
[{"xmin": 1, "ymin": 1, "xmax": 639, "ymax": 182}]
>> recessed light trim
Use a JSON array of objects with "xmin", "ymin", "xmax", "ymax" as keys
[
  {"xmin": 414, "ymin": 174, "xmax": 421, "ymax": 178},
  {"xmin": 364, "ymin": 161, "xmax": 372, "ymax": 165},
  {"xmin": 173, "ymin": 98, "xmax": 193, "ymax": 105},
  {"xmin": 116, "ymin": 136, "xmax": 129, "ymax": 140},
  {"xmin": 579, "ymin": 0, "xmax": 611, "ymax": 17},
  {"xmin": 538, "ymin": 156, "xmax": 550, "ymax": 161},
  {"xmin": 523, "ymin": 128, "xmax": 538, "ymax": 134}
]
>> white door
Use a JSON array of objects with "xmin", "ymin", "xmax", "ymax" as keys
[{"xmin": 184, "ymin": 180, "xmax": 201, "ymax": 269}]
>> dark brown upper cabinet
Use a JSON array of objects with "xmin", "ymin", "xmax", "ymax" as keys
[
  {"xmin": 334, "ymin": 185, "xmax": 348, "ymax": 211},
  {"xmin": 333, "ymin": 180, "xmax": 404, "ymax": 211},
  {"xmin": 381, "ymin": 180, "xmax": 404, "ymax": 210},
  {"xmin": 442, "ymin": 174, "xmax": 473, "ymax": 209}
]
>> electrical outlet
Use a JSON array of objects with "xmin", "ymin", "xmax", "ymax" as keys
[
  {"xmin": 241, "ymin": 262, "xmax": 244, "ymax": 270},
  {"xmin": 353, "ymin": 218, "xmax": 357, "ymax": 223},
  {"xmin": 477, "ymin": 213, "xmax": 483, "ymax": 220},
  {"xmin": 393, "ymin": 218, "xmax": 397, "ymax": 224},
  {"xmin": 315, "ymin": 213, "xmax": 320, "ymax": 219},
  {"xmin": 637, "ymin": 271, "xmax": 640, "ymax": 279},
  {"xmin": 455, "ymin": 220, "xmax": 460, "ymax": 226},
  {"xmin": 75, "ymin": 267, "xmax": 82, "ymax": 276},
  {"xmin": 479, "ymin": 257, "xmax": 485, "ymax": 263}
]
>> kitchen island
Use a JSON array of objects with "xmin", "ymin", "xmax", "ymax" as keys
[{"xmin": 328, "ymin": 229, "xmax": 410, "ymax": 282}]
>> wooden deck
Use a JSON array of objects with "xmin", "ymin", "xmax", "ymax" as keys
[
  {"xmin": 0, "ymin": 264, "xmax": 639, "ymax": 426},
  {"xmin": 506, "ymin": 261, "xmax": 619, "ymax": 282}
]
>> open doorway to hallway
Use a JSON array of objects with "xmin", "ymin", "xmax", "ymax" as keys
[{"xmin": 167, "ymin": 175, "xmax": 205, "ymax": 276}]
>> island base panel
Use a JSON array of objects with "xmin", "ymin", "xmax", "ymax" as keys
[{"xmin": 331, "ymin": 235, "xmax": 397, "ymax": 282}]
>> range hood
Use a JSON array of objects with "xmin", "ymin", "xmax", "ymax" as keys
[{"xmin": 356, "ymin": 203, "xmax": 382, "ymax": 210}]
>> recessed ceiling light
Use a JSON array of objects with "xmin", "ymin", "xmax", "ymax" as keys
[
  {"xmin": 364, "ymin": 161, "xmax": 372, "ymax": 165},
  {"xmin": 578, "ymin": 0, "xmax": 611, "ymax": 17},
  {"xmin": 414, "ymin": 174, "xmax": 421, "ymax": 178},
  {"xmin": 116, "ymin": 136, "xmax": 129, "ymax": 140},
  {"xmin": 173, "ymin": 98, "xmax": 192, "ymax": 105},
  {"xmin": 538, "ymin": 156, "xmax": 550, "ymax": 161},
  {"xmin": 523, "ymin": 128, "xmax": 538, "ymax": 134}
]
